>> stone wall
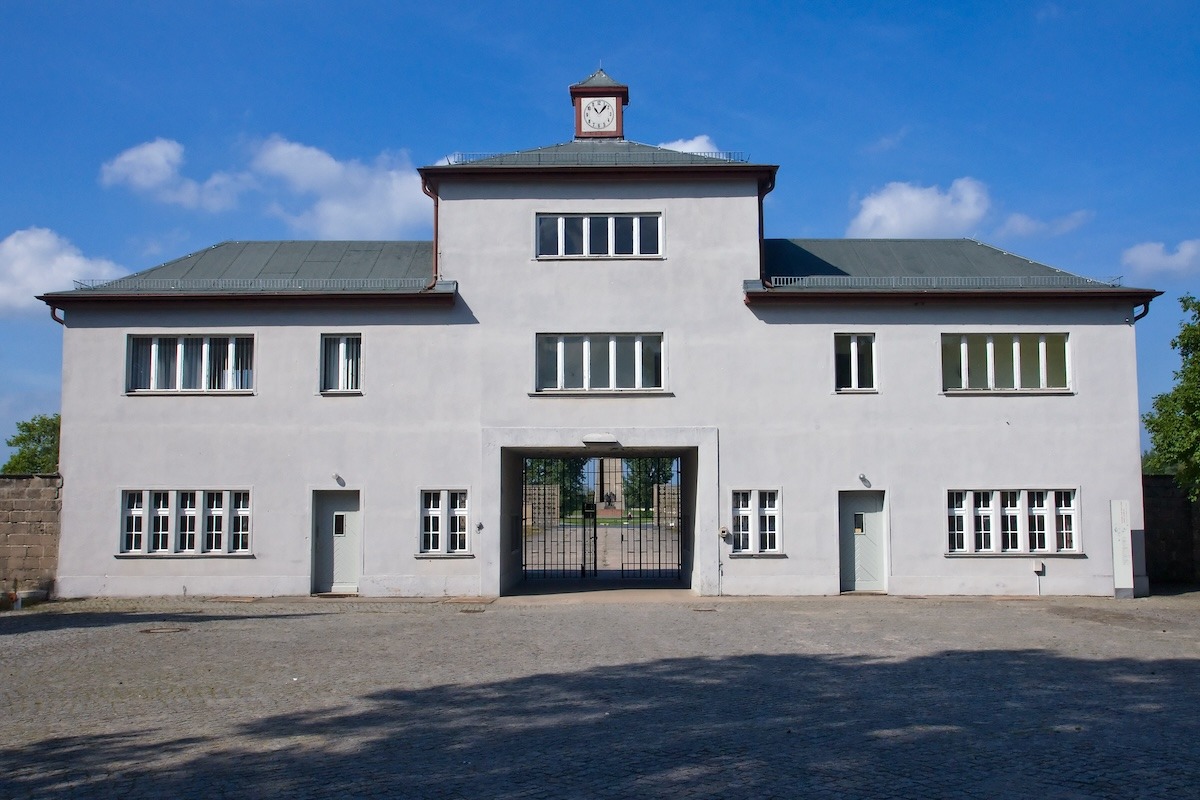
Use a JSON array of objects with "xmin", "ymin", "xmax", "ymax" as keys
[
  {"xmin": 0, "ymin": 474, "xmax": 62, "ymax": 600},
  {"xmin": 1143, "ymin": 475, "xmax": 1200, "ymax": 585}
]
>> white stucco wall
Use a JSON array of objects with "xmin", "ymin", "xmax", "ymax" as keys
[{"xmin": 53, "ymin": 174, "xmax": 1148, "ymax": 598}]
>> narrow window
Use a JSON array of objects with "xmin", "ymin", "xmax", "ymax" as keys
[
  {"xmin": 613, "ymin": 216, "xmax": 635, "ymax": 255},
  {"xmin": 449, "ymin": 491, "xmax": 469, "ymax": 552},
  {"xmin": 1000, "ymin": 491, "xmax": 1020, "ymax": 551},
  {"xmin": 758, "ymin": 491, "xmax": 779, "ymax": 552},
  {"xmin": 1054, "ymin": 490, "xmax": 1076, "ymax": 551},
  {"xmin": 178, "ymin": 491, "xmax": 197, "ymax": 551},
  {"xmin": 422, "ymin": 491, "xmax": 442, "ymax": 552},
  {"xmin": 537, "ymin": 217, "xmax": 559, "ymax": 256},
  {"xmin": 638, "ymin": 216, "xmax": 660, "ymax": 255},
  {"xmin": 732, "ymin": 491, "xmax": 751, "ymax": 552},
  {"xmin": 973, "ymin": 491, "xmax": 993, "ymax": 551},
  {"xmin": 150, "ymin": 491, "xmax": 171, "ymax": 552},
  {"xmin": 205, "ymin": 491, "xmax": 224, "ymax": 552},
  {"xmin": 123, "ymin": 491, "xmax": 145, "ymax": 552},
  {"xmin": 231, "ymin": 492, "xmax": 251, "ymax": 552},
  {"xmin": 1028, "ymin": 491, "xmax": 1048, "ymax": 551},
  {"xmin": 947, "ymin": 491, "xmax": 966, "ymax": 552}
]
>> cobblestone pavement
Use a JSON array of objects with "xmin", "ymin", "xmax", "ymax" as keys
[{"xmin": 3, "ymin": 589, "xmax": 1200, "ymax": 799}]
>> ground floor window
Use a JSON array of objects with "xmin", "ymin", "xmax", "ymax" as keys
[
  {"xmin": 731, "ymin": 489, "xmax": 781, "ymax": 554},
  {"xmin": 421, "ymin": 490, "xmax": 470, "ymax": 554},
  {"xmin": 120, "ymin": 489, "xmax": 251, "ymax": 555},
  {"xmin": 947, "ymin": 489, "xmax": 1077, "ymax": 554}
]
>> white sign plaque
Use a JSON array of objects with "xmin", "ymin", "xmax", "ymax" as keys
[{"xmin": 1111, "ymin": 499, "xmax": 1133, "ymax": 598}]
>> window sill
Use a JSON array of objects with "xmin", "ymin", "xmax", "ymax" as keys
[
  {"xmin": 729, "ymin": 552, "xmax": 788, "ymax": 559},
  {"xmin": 320, "ymin": 390, "xmax": 363, "ymax": 397},
  {"xmin": 415, "ymin": 552, "xmax": 475, "ymax": 559},
  {"xmin": 941, "ymin": 389, "xmax": 1073, "ymax": 397},
  {"xmin": 535, "ymin": 256, "xmax": 665, "ymax": 262},
  {"xmin": 944, "ymin": 552, "xmax": 1085, "ymax": 558},
  {"xmin": 530, "ymin": 390, "xmax": 674, "ymax": 398},
  {"xmin": 126, "ymin": 390, "xmax": 255, "ymax": 397},
  {"xmin": 835, "ymin": 388, "xmax": 878, "ymax": 395},
  {"xmin": 115, "ymin": 552, "xmax": 256, "ymax": 559}
]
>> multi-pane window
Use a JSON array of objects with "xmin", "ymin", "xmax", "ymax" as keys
[
  {"xmin": 536, "ymin": 214, "xmax": 661, "ymax": 258},
  {"xmin": 178, "ymin": 491, "xmax": 197, "ymax": 551},
  {"xmin": 231, "ymin": 492, "xmax": 251, "ymax": 552},
  {"xmin": 946, "ymin": 489, "xmax": 1078, "ymax": 554},
  {"xmin": 321, "ymin": 334, "xmax": 361, "ymax": 392},
  {"xmin": 120, "ymin": 490, "xmax": 251, "ymax": 554},
  {"xmin": 835, "ymin": 334, "xmax": 875, "ymax": 391},
  {"xmin": 941, "ymin": 333, "xmax": 1068, "ymax": 391},
  {"xmin": 421, "ymin": 490, "xmax": 470, "ymax": 554},
  {"xmin": 128, "ymin": 336, "xmax": 254, "ymax": 392},
  {"xmin": 731, "ymin": 489, "xmax": 782, "ymax": 554},
  {"xmin": 150, "ymin": 491, "xmax": 171, "ymax": 552},
  {"xmin": 535, "ymin": 333, "xmax": 663, "ymax": 392}
]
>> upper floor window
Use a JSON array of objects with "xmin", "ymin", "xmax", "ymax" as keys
[
  {"xmin": 941, "ymin": 333, "xmax": 1068, "ymax": 392},
  {"xmin": 536, "ymin": 214, "xmax": 661, "ymax": 258},
  {"xmin": 128, "ymin": 335, "xmax": 254, "ymax": 393},
  {"xmin": 321, "ymin": 334, "xmax": 362, "ymax": 393},
  {"xmin": 535, "ymin": 333, "xmax": 663, "ymax": 392},
  {"xmin": 835, "ymin": 333, "xmax": 875, "ymax": 391}
]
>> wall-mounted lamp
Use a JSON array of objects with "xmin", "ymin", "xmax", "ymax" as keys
[
  {"xmin": 332, "ymin": 473, "xmax": 346, "ymax": 487},
  {"xmin": 858, "ymin": 473, "xmax": 872, "ymax": 488},
  {"xmin": 582, "ymin": 432, "xmax": 620, "ymax": 449}
]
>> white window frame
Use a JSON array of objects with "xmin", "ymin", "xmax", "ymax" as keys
[
  {"xmin": 834, "ymin": 333, "xmax": 876, "ymax": 392},
  {"xmin": 420, "ymin": 489, "xmax": 471, "ymax": 555},
  {"xmin": 118, "ymin": 489, "xmax": 252, "ymax": 555},
  {"xmin": 127, "ymin": 335, "xmax": 255, "ymax": 393},
  {"xmin": 941, "ymin": 333, "xmax": 1070, "ymax": 393},
  {"xmin": 730, "ymin": 489, "xmax": 782, "ymax": 555},
  {"xmin": 534, "ymin": 333, "xmax": 665, "ymax": 393},
  {"xmin": 535, "ymin": 213, "xmax": 662, "ymax": 259},
  {"xmin": 946, "ymin": 488, "xmax": 1079, "ymax": 555},
  {"xmin": 320, "ymin": 334, "xmax": 362, "ymax": 393}
]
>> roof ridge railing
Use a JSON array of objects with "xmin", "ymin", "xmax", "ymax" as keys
[
  {"xmin": 72, "ymin": 277, "xmax": 433, "ymax": 291},
  {"xmin": 445, "ymin": 150, "xmax": 748, "ymax": 165},
  {"xmin": 767, "ymin": 275, "xmax": 1122, "ymax": 289}
]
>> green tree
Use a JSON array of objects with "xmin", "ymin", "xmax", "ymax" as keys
[
  {"xmin": 1143, "ymin": 294, "xmax": 1200, "ymax": 499},
  {"xmin": 525, "ymin": 457, "xmax": 588, "ymax": 517},
  {"xmin": 2, "ymin": 413, "xmax": 60, "ymax": 474},
  {"xmin": 622, "ymin": 457, "xmax": 675, "ymax": 510}
]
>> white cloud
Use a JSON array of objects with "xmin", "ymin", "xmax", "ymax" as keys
[
  {"xmin": 865, "ymin": 126, "xmax": 910, "ymax": 154},
  {"xmin": 847, "ymin": 177, "xmax": 990, "ymax": 238},
  {"xmin": 657, "ymin": 135, "xmax": 719, "ymax": 154},
  {"xmin": 1121, "ymin": 239, "xmax": 1200, "ymax": 276},
  {"xmin": 250, "ymin": 136, "xmax": 427, "ymax": 238},
  {"xmin": 0, "ymin": 228, "xmax": 124, "ymax": 313},
  {"xmin": 100, "ymin": 138, "xmax": 250, "ymax": 212},
  {"xmin": 996, "ymin": 209, "xmax": 1092, "ymax": 238}
]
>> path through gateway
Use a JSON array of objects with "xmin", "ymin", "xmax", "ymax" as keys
[{"xmin": 521, "ymin": 456, "xmax": 684, "ymax": 582}]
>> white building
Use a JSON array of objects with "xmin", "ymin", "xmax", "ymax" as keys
[{"xmin": 42, "ymin": 70, "xmax": 1160, "ymax": 598}]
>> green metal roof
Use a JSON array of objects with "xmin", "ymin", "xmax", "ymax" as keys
[
  {"xmin": 571, "ymin": 68, "xmax": 625, "ymax": 89},
  {"xmin": 429, "ymin": 139, "xmax": 756, "ymax": 169},
  {"xmin": 44, "ymin": 240, "xmax": 451, "ymax": 300},
  {"xmin": 749, "ymin": 238, "xmax": 1158, "ymax": 301}
]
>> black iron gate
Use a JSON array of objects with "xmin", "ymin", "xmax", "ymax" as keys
[{"xmin": 521, "ymin": 456, "xmax": 682, "ymax": 581}]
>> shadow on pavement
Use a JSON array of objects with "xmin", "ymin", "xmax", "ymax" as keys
[
  {"xmin": 0, "ymin": 610, "xmax": 320, "ymax": 636},
  {"xmin": 1, "ymin": 648, "xmax": 1196, "ymax": 798}
]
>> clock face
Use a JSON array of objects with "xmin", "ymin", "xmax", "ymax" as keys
[{"xmin": 582, "ymin": 98, "xmax": 616, "ymax": 130}]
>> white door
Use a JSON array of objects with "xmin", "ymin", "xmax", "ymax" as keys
[
  {"xmin": 313, "ymin": 491, "xmax": 361, "ymax": 594},
  {"xmin": 839, "ymin": 491, "xmax": 885, "ymax": 592}
]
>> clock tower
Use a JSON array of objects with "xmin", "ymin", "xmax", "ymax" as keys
[{"xmin": 570, "ymin": 68, "xmax": 629, "ymax": 139}]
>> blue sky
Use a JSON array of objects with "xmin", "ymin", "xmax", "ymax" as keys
[{"xmin": 1, "ymin": 1, "xmax": 1197, "ymax": 455}]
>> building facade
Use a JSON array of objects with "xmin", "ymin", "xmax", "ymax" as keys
[{"xmin": 42, "ymin": 71, "xmax": 1159, "ymax": 598}]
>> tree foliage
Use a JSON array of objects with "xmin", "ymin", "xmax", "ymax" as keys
[
  {"xmin": 1143, "ymin": 295, "xmax": 1200, "ymax": 500},
  {"xmin": 525, "ymin": 457, "xmax": 588, "ymax": 517},
  {"xmin": 2, "ymin": 413, "xmax": 60, "ymax": 474},
  {"xmin": 623, "ymin": 457, "xmax": 675, "ymax": 510}
]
